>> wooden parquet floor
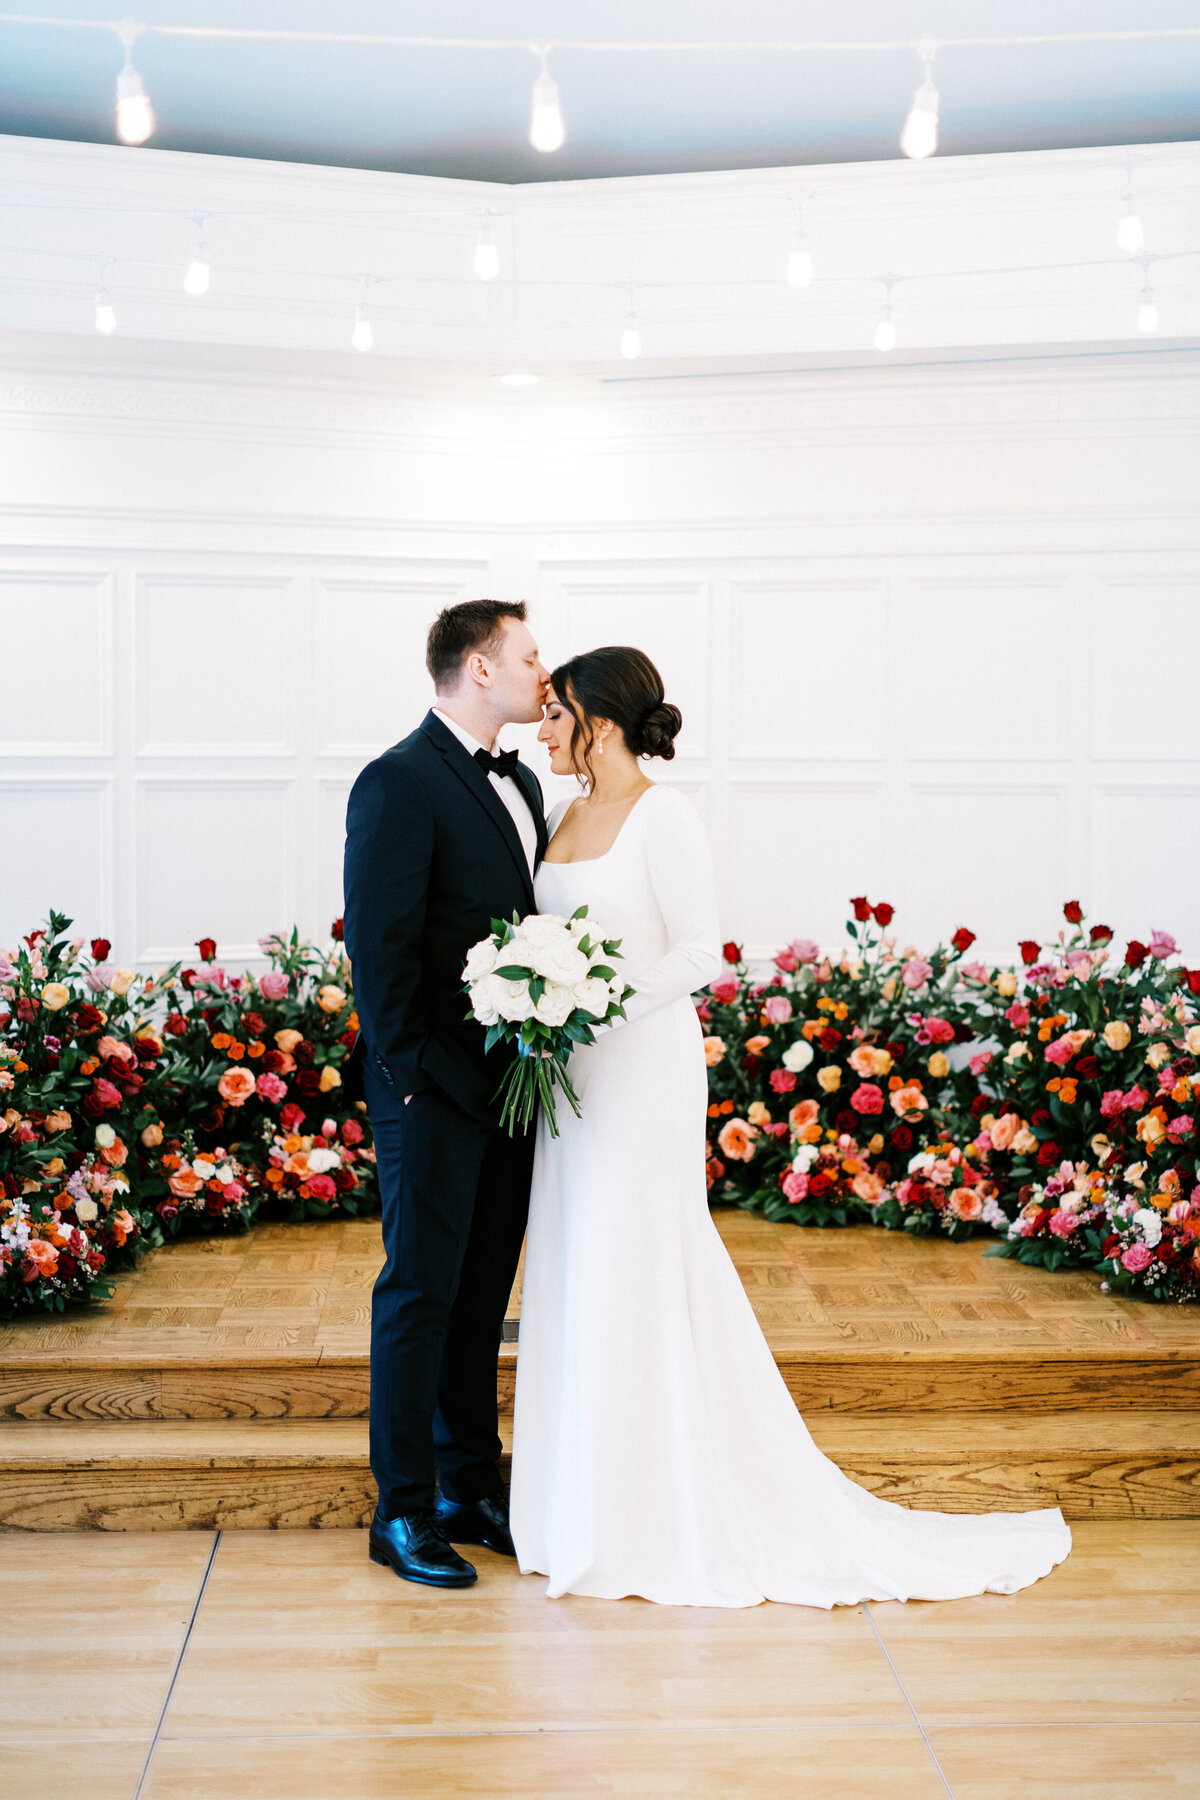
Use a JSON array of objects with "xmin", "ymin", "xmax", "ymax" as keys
[{"xmin": 2, "ymin": 1210, "xmax": 1198, "ymax": 1528}]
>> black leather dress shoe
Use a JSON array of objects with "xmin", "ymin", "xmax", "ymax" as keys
[
  {"xmin": 434, "ymin": 1490, "xmax": 516, "ymax": 1558},
  {"xmin": 368, "ymin": 1508, "xmax": 477, "ymax": 1587}
]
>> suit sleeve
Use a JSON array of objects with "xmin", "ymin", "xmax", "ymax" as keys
[
  {"xmin": 342, "ymin": 757, "xmax": 435, "ymax": 1094},
  {"xmin": 616, "ymin": 792, "xmax": 723, "ymax": 1025}
]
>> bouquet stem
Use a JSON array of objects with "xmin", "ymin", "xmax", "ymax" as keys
[{"xmin": 494, "ymin": 1049, "xmax": 582, "ymax": 1139}]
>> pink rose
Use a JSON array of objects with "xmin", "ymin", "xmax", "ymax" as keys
[
  {"xmin": 850, "ymin": 1082, "xmax": 884, "ymax": 1115},
  {"xmin": 307, "ymin": 1174, "xmax": 337, "ymax": 1201},
  {"xmin": 968, "ymin": 1051, "xmax": 994, "ymax": 1076},
  {"xmin": 1044, "ymin": 1036, "xmax": 1074, "ymax": 1066},
  {"xmin": 790, "ymin": 939, "xmax": 819, "ymax": 964},
  {"xmin": 1122, "ymin": 1084, "xmax": 1149, "ymax": 1113},
  {"xmin": 259, "ymin": 971, "xmax": 289, "ymax": 1001},
  {"xmin": 923, "ymin": 1017, "xmax": 955, "ymax": 1044},
  {"xmin": 1149, "ymin": 929, "xmax": 1178, "ymax": 960},
  {"xmin": 1121, "ymin": 1242, "xmax": 1152, "ymax": 1272},
  {"xmin": 341, "ymin": 1118, "xmax": 364, "ymax": 1145},
  {"xmin": 762, "ymin": 994, "xmax": 793, "ymax": 1025},
  {"xmin": 710, "ymin": 977, "xmax": 739, "ymax": 1006},
  {"xmin": 773, "ymin": 948, "xmax": 799, "ymax": 972},
  {"xmin": 901, "ymin": 958, "xmax": 932, "ymax": 990},
  {"xmin": 1168, "ymin": 1115, "xmax": 1195, "ymax": 1141},
  {"xmin": 782, "ymin": 1171, "xmax": 809, "ymax": 1203},
  {"xmin": 1004, "ymin": 1002, "xmax": 1030, "ymax": 1029},
  {"xmin": 1048, "ymin": 1209, "xmax": 1079, "ymax": 1236},
  {"xmin": 87, "ymin": 964, "xmax": 113, "ymax": 992},
  {"xmin": 1100, "ymin": 1088, "xmax": 1125, "ymax": 1118},
  {"xmin": 256, "ymin": 1071, "xmax": 288, "ymax": 1103},
  {"xmin": 221, "ymin": 1180, "xmax": 247, "ymax": 1203},
  {"xmin": 960, "ymin": 960, "xmax": 989, "ymax": 983},
  {"xmin": 769, "ymin": 1069, "xmax": 797, "ymax": 1094},
  {"xmin": 1064, "ymin": 949, "xmax": 1093, "ymax": 976},
  {"xmin": 1168, "ymin": 1199, "xmax": 1193, "ymax": 1226}
]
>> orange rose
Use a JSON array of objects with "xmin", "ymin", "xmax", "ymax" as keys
[
  {"xmin": 851, "ymin": 1171, "xmax": 885, "ymax": 1203},
  {"xmin": 99, "ymin": 1137, "xmax": 128, "ymax": 1167},
  {"xmin": 989, "ymin": 1113, "xmax": 1021, "ymax": 1152},
  {"xmin": 211, "ymin": 1033, "xmax": 232, "ymax": 1051},
  {"xmin": 949, "ymin": 1187, "xmax": 983, "ymax": 1220},
  {"xmin": 703, "ymin": 1036, "xmax": 726, "ymax": 1067},
  {"xmin": 217, "ymin": 1067, "xmax": 256, "ymax": 1107},
  {"xmin": 110, "ymin": 1209, "xmax": 135, "ymax": 1246},
  {"xmin": 788, "ymin": 1099, "xmax": 820, "ymax": 1132},
  {"xmin": 247, "ymin": 1041, "xmax": 265, "ymax": 1059},
  {"xmin": 274, "ymin": 1029, "xmax": 303, "ymax": 1053},
  {"xmin": 717, "ymin": 1118, "xmax": 759, "ymax": 1162},
  {"xmin": 745, "ymin": 1035, "xmax": 770, "ymax": 1056},
  {"xmin": 890, "ymin": 1083, "xmax": 929, "ymax": 1118},
  {"xmin": 284, "ymin": 1150, "xmax": 312, "ymax": 1179},
  {"xmin": 168, "ymin": 1168, "xmax": 202, "ymax": 1199},
  {"xmin": 227, "ymin": 1041, "xmax": 246, "ymax": 1061}
]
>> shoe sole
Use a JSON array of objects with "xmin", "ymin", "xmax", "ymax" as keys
[
  {"xmin": 437, "ymin": 1530, "xmax": 516, "ymax": 1556},
  {"xmin": 368, "ymin": 1545, "xmax": 477, "ymax": 1587}
]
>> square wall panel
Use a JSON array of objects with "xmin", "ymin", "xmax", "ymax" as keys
[
  {"xmin": 1091, "ymin": 580, "xmax": 1198, "ymax": 761},
  {"xmin": 725, "ymin": 780, "xmax": 886, "ymax": 953},
  {"xmin": 905, "ymin": 782, "xmax": 1069, "ymax": 958},
  {"xmin": 0, "ymin": 781, "xmax": 111, "ymax": 950},
  {"xmin": 316, "ymin": 578, "xmax": 477, "ymax": 757},
  {"xmin": 136, "ymin": 779, "xmax": 295, "ymax": 963},
  {"xmin": 729, "ymin": 581, "xmax": 886, "ymax": 760},
  {"xmin": 0, "ymin": 573, "xmax": 111, "ymax": 755},
  {"xmin": 316, "ymin": 778, "xmax": 353, "ymax": 935},
  {"xmin": 894, "ymin": 578, "xmax": 1071, "ymax": 761},
  {"xmin": 1093, "ymin": 784, "xmax": 1200, "ymax": 960},
  {"xmin": 546, "ymin": 578, "xmax": 709, "ymax": 757},
  {"xmin": 134, "ymin": 575, "xmax": 296, "ymax": 756}
]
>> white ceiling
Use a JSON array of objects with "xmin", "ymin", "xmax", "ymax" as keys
[{"xmin": 1, "ymin": 0, "xmax": 1199, "ymax": 182}]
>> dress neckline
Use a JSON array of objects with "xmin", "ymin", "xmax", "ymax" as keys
[{"xmin": 541, "ymin": 785, "xmax": 656, "ymax": 867}]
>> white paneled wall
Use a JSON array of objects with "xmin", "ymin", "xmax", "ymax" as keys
[{"xmin": 2, "ymin": 348, "xmax": 1199, "ymax": 969}]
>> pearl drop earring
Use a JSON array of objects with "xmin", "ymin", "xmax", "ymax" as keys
[{"xmin": 598, "ymin": 735, "xmax": 606, "ymax": 755}]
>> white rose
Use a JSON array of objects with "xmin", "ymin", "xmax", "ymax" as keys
[
  {"xmin": 781, "ymin": 1039, "xmax": 814, "ymax": 1073},
  {"xmin": 110, "ymin": 967, "xmax": 135, "ymax": 995},
  {"xmin": 307, "ymin": 1146, "xmax": 341, "ymax": 1174},
  {"xmin": 567, "ymin": 915, "xmax": 591, "ymax": 940},
  {"xmin": 1132, "ymin": 1207, "xmax": 1163, "ymax": 1247},
  {"xmin": 511, "ymin": 914, "xmax": 565, "ymax": 950},
  {"xmin": 572, "ymin": 976, "xmax": 612, "ymax": 1019},
  {"xmin": 907, "ymin": 1152, "xmax": 936, "ymax": 1175},
  {"xmin": 463, "ymin": 938, "xmax": 500, "ymax": 983},
  {"xmin": 469, "ymin": 973, "xmax": 508, "ymax": 1026},
  {"xmin": 94, "ymin": 1123, "xmax": 117, "ymax": 1149},
  {"xmin": 528, "ymin": 936, "xmax": 590, "ymax": 986},
  {"xmin": 1004, "ymin": 1041, "xmax": 1030, "ymax": 1063},
  {"xmin": 495, "ymin": 978, "xmax": 536, "ymax": 1023},
  {"xmin": 214, "ymin": 1164, "xmax": 233, "ymax": 1185},
  {"xmin": 74, "ymin": 1197, "xmax": 99, "ymax": 1223},
  {"xmin": 193, "ymin": 1158, "xmax": 216, "ymax": 1181},
  {"xmin": 534, "ymin": 983, "xmax": 576, "ymax": 1027},
  {"xmin": 791, "ymin": 1143, "xmax": 820, "ymax": 1174}
]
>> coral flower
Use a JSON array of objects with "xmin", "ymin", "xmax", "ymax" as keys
[
  {"xmin": 949, "ymin": 1187, "xmax": 983, "ymax": 1220},
  {"xmin": 788, "ymin": 1099, "xmax": 820, "ymax": 1132},
  {"xmin": 217, "ymin": 1067, "xmax": 256, "ymax": 1107},
  {"xmin": 703, "ymin": 1036, "xmax": 726, "ymax": 1067},
  {"xmin": 891, "ymin": 1083, "xmax": 929, "ymax": 1118},
  {"xmin": 168, "ymin": 1168, "xmax": 203, "ymax": 1199},
  {"xmin": 989, "ymin": 1113, "xmax": 1021, "ymax": 1152},
  {"xmin": 717, "ymin": 1118, "xmax": 758, "ymax": 1162},
  {"xmin": 851, "ymin": 1171, "xmax": 885, "ymax": 1203},
  {"xmin": 850, "ymin": 1082, "xmax": 884, "ymax": 1115}
]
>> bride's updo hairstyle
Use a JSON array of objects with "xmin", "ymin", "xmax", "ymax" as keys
[{"xmin": 550, "ymin": 645, "xmax": 683, "ymax": 784}]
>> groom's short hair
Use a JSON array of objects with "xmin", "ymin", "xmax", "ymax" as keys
[{"xmin": 426, "ymin": 598, "xmax": 527, "ymax": 692}]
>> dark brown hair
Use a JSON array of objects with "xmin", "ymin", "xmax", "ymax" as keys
[
  {"xmin": 550, "ymin": 645, "xmax": 682, "ymax": 786},
  {"xmin": 426, "ymin": 598, "xmax": 526, "ymax": 692}
]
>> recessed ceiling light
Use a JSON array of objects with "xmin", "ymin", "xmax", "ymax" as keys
[{"xmin": 496, "ymin": 370, "xmax": 540, "ymax": 386}]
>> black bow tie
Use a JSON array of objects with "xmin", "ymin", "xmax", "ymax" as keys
[{"xmin": 474, "ymin": 746, "xmax": 520, "ymax": 779}]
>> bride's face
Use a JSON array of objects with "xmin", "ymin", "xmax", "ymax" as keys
[{"xmin": 538, "ymin": 686, "xmax": 584, "ymax": 776}]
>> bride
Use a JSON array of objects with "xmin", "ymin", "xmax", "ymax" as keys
[{"xmin": 510, "ymin": 644, "xmax": 1071, "ymax": 1609}]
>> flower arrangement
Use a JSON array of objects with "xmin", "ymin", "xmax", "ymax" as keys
[
  {"xmin": 258, "ymin": 1119, "xmax": 373, "ymax": 1221},
  {"xmin": 464, "ymin": 906, "xmax": 632, "ymax": 1135}
]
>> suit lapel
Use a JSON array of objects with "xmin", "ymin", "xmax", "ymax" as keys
[
  {"xmin": 420, "ymin": 711, "xmax": 537, "ymax": 906},
  {"xmin": 515, "ymin": 762, "xmax": 550, "ymax": 870}
]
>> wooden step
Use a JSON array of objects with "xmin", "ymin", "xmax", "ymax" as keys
[
  {"xmin": 3, "ymin": 1412, "xmax": 1197, "ymax": 1531},
  {"xmin": 2, "ymin": 1344, "xmax": 1191, "ymax": 1422}
]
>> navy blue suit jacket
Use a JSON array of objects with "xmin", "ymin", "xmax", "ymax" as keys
[{"xmin": 343, "ymin": 711, "xmax": 548, "ymax": 1123}]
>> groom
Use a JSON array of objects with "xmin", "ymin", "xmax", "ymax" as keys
[{"xmin": 343, "ymin": 599, "xmax": 550, "ymax": 1587}]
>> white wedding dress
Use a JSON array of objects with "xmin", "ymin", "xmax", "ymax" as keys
[{"xmin": 510, "ymin": 783, "xmax": 1071, "ymax": 1608}]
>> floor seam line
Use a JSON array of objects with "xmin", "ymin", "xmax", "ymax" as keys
[
  {"xmin": 133, "ymin": 1531, "xmax": 221, "ymax": 1800},
  {"xmin": 152, "ymin": 1722, "xmax": 917, "ymax": 1743},
  {"xmin": 860, "ymin": 1602, "xmax": 956, "ymax": 1800}
]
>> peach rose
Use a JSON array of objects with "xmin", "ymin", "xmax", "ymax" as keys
[
  {"xmin": 848, "ymin": 1044, "xmax": 876, "ymax": 1078},
  {"xmin": 996, "ymin": 972, "xmax": 1018, "ymax": 997},
  {"xmin": 217, "ymin": 1067, "xmax": 256, "ymax": 1107},
  {"xmin": 274, "ymin": 1029, "xmax": 303, "ymax": 1053},
  {"xmin": 745, "ymin": 1035, "xmax": 771, "ymax": 1056},
  {"xmin": 317, "ymin": 984, "xmax": 347, "ymax": 1014},
  {"xmin": 141, "ymin": 1122, "xmax": 163, "ymax": 1148},
  {"xmin": 1103, "ymin": 1020, "xmax": 1132, "ymax": 1052},
  {"xmin": 989, "ymin": 1113, "xmax": 1022, "ymax": 1152},
  {"xmin": 44, "ymin": 1109, "xmax": 71, "ymax": 1134},
  {"xmin": 99, "ymin": 1137, "xmax": 128, "ymax": 1167},
  {"xmin": 949, "ymin": 1186, "xmax": 983, "ymax": 1220},
  {"xmin": 318, "ymin": 1065, "xmax": 342, "ymax": 1093},
  {"xmin": 703, "ymin": 1036, "xmax": 726, "ymax": 1067},
  {"xmin": 1011, "ymin": 1126, "xmax": 1038, "ymax": 1155},
  {"xmin": 788, "ymin": 1099, "xmax": 820, "ymax": 1133},
  {"xmin": 41, "ymin": 982, "xmax": 70, "ymax": 1011},
  {"xmin": 168, "ymin": 1167, "xmax": 202, "ymax": 1199},
  {"xmin": 817, "ymin": 1065, "xmax": 842, "ymax": 1093},
  {"xmin": 110, "ymin": 968, "xmax": 134, "ymax": 995},
  {"xmin": 717, "ymin": 1118, "xmax": 759, "ymax": 1162},
  {"xmin": 284, "ymin": 1149, "xmax": 313, "ymax": 1178},
  {"xmin": 851, "ymin": 1171, "xmax": 885, "ymax": 1204},
  {"xmin": 891, "ymin": 1083, "xmax": 929, "ymax": 1118},
  {"xmin": 25, "ymin": 1239, "xmax": 59, "ymax": 1274}
]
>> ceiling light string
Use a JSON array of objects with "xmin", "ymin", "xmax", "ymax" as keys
[
  {"xmin": 900, "ymin": 38, "xmax": 940, "ymax": 160},
  {"xmin": 114, "ymin": 15, "xmax": 154, "ymax": 145},
  {"xmin": 529, "ymin": 44, "xmax": 565, "ymax": 153},
  {"xmin": 1136, "ymin": 256, "xmax": 1159, "ymax": 335}
]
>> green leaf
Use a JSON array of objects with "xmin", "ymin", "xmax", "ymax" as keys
[
  {"xmin": 529, "ymin": 976, "xmax": 546, "ymax": 1004},
  {"xmin": 494, "ymin": 964, "xmax": 532, "ymax": 981},
  {"xmin": 588, "ymin": 965, "xmax": 616, "ymax": 982},
  {"xmin": 571, "ymin": 904, "xmax": 588, "ymax": 921}
]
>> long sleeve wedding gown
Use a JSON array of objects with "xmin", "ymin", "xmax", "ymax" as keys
[{"xmin": 510, "ymin": 783, "xmax": 1071, "ymax": 1608}]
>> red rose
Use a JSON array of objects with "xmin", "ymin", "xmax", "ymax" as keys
[
  {"xmin": 335, "ymin": 1168, "xmax": 356, "ymax": 1191},
  {"xmin": 1101, "ymin": 1233, "xmax": 1119, "ymax": 1257},
  {"xmin": 740, "ymin": 1054, "xmax": 763, "ymax": 1075},
  {"xmin": 307, "ymin": 1174, "xmax": 337, "ymax": 1202},
  {"xmin": 23, "ymin": 929, "xmax": 45, "ymax": 947},
  {"xmin": 296, "ymin": 1070, "xmax": 322, "ymax": 1096},
  {"xmin": 90, "ymin": 937, "xmax": 111, "ymax": 962},
  {"xmin": 294, "ymin": 1039, "xmax": 315, "ymax": 1066},
  {"xmin": 1125, "ymin": 940, "xmax": 1148, "ymax": 970},
  {"xmin": 280, "ymin": 1103, "xmax": 306, "ymax": 1130},
  {"xmin": 339, "ymin": 1030, "xmax": 358, "ymax": 1049},
  {"xmin": 75, "ymin": 1003, "xmax": 104, "ymax": 1033},
  {"xmin": 244, "ymin": 1011, "xmax": 265, "ymax": 1037},
  {"xmin": 331, "ymin": 918, "xmax": 344, "ymax": 942},
  {"xmin": 1185, "ymin": 969, "xmax": 1200, "ymax": 995},
  {"xmin": 850, "ymin": 896, "xmax": 872, "ymax": 922},
  {"xmin": 1019, "ymin": 940, "xmax": 1041, "ymax": 965},
  {"xmin": 969, "ymin": 1095, "xmax": 989, "ymax": 1119},
  {"xmin": 1075, "ymin": 1055, "xmax": 1100, "ymax": 1080},
  {"xmin": 872, "ymin": 902, "xmax": 894, "ymax": 927},
  {"xmin": 165, "ymin": 1013, "xmax": 187, "ymax": 1036},
  {"xmin": 951, "ymin": 927, "xmax": 976, "ymax": 953},
  {"xmin": 1062, "ymin": 900, "xmax": 1083, "ymax": 924},
  {"xmin": 180, "ymin": 968, "xmax": 197, "ymax": 990},
  {"xmin": 722, "ymin": 942, "xmax": 742, "ymax": 964},
  {"xmin": 262, "ymin": 1049, "xmax": 286, "ymax": 1073},
  {"xmin": 1032, "ymin": 1107, "xmax": 1051, "ymax": 1126},
  {"xmin": 340, "ymin": 1118, "xmax": 364, "ymax": 1146},
  {"xmin": 1089, "ymin": 924, "xmax": 1113, "ymax": 943},
  {"xmin": 818, "ymin": 1028, "xmax": 841, "ymax": 1052},
  {"xmin": 890, "ymin": 1124, "xmax": 914, "ymax": 1151},
  {"xmin": 1036, "ymin": 1140, "xmax": 1061, "ymax": 1167},
  {"xmin": 834, "ymin": 1108, "xmax": 858, "ymax": 1133},
  {"xmin": 16, "ymin": 996, "xmax": 36, "ymax": 1022},
  {"xmin": 808, "ymin": 1169, "xmax": 834, "ymax": 1196},
  {"xmin": 196, "ymin": 937, "xmax": 217, "ymax": 963},
  {"xmin": 80, "ymin": 1091, "xmax": 105, "ymax": 1120}
]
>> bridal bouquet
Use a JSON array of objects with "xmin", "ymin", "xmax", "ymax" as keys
[{"xmin": 463, "ymin": 906, "xmax": 632, "ymax": 1136}]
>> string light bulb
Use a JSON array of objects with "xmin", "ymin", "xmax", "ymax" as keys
[
  {"xmin": 94, "ymin": 287, "xmax": 117, "ymax": 335},
  {"xmin": 900, "ymin": 43, "xmax": 939, "ymax": 160},
  {"xmin": 352, "ymin": 303, "xmax": 374, "ymax": 353},
  {"xmin": 786, "ymin": 229, "xmax": 814, "ymax": 288},
  {"xmin": 1117, "ymin": 193, "xmax": 1144, "ymax": 257},
  {"xmin": 529, "ymin": 48, "xmax": 565, "ymax": 152},
  {"xmin": 874, "ymin": 283, "xmax": 896, "ymax": 352},
  {"xmin": 620, "ymin": 310, "xmax": 642, "ymax": 360},
  {"xmin": 1137, "ymin": 279, "xmax": 1159, "ymax": 335},
  {"xmin": 183, "ymin": 216, "xmax": 210, "ymax": 295},
  {"xmin": 114, "ymin": 20, "xmax": 155, "ymax": 145},
  {"xmin": 473, "ymin": 214, "xmax": 499, "ymax": 281}
]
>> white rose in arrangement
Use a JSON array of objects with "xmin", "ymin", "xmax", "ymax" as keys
[
  {"xmin": 791, "ymin": 1142, "xmax": 820, "ymax": 1174},
  {"xmin": 781, "ymin": 1038, "xmax": 814, "ymax": 1074},
  {"xmin": 534, "ymin": 983, "xmax": 577, "ymax": 1027},
  {"xmin": 469, "ymin": 972, "xmax": 508, "ymax": 1025},
  {"xmin": 1132, "ymin": 1207, "xmax": 1163, "ymax": 1247},
  {"xmin": 74, "ymin": 1197, "xmax": 99, "ymax": 1223},
  {"xmin": 463, "ymin": 938, "xmax": 500, "ymax": 983},
  {"xmin": 94, "ymin": 1123, "xmax": 117, "ymax": 1149},
  {"xmin": 527, "ymin": 935, "xmax": 590, "ymax": 987},
  {"xmin": 495, "ymin": 978, "xmax": 537, "ymax": 1023},
  {"xmin": 193, "ymin": 1158, "xmax": 216, "ymax": 1181},
  {"xmin": 509, "ymin": 914, "xmax": 567, "ymax": 953},
  {"xmin": 571, "ymin": 976, "xmax": 612, "ymax": 1019},
  {"xmin": 907, "ymin": 1151, "xmax": 937, "ymax": 1175},
  {"xmin": 307, "ymin": 1146, "xmax": 342, "ymax": 1175}
]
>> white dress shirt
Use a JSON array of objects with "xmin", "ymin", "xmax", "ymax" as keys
[{"xmin": 432, "ymin": 708, "xmax": 539, "ymax": 875}]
